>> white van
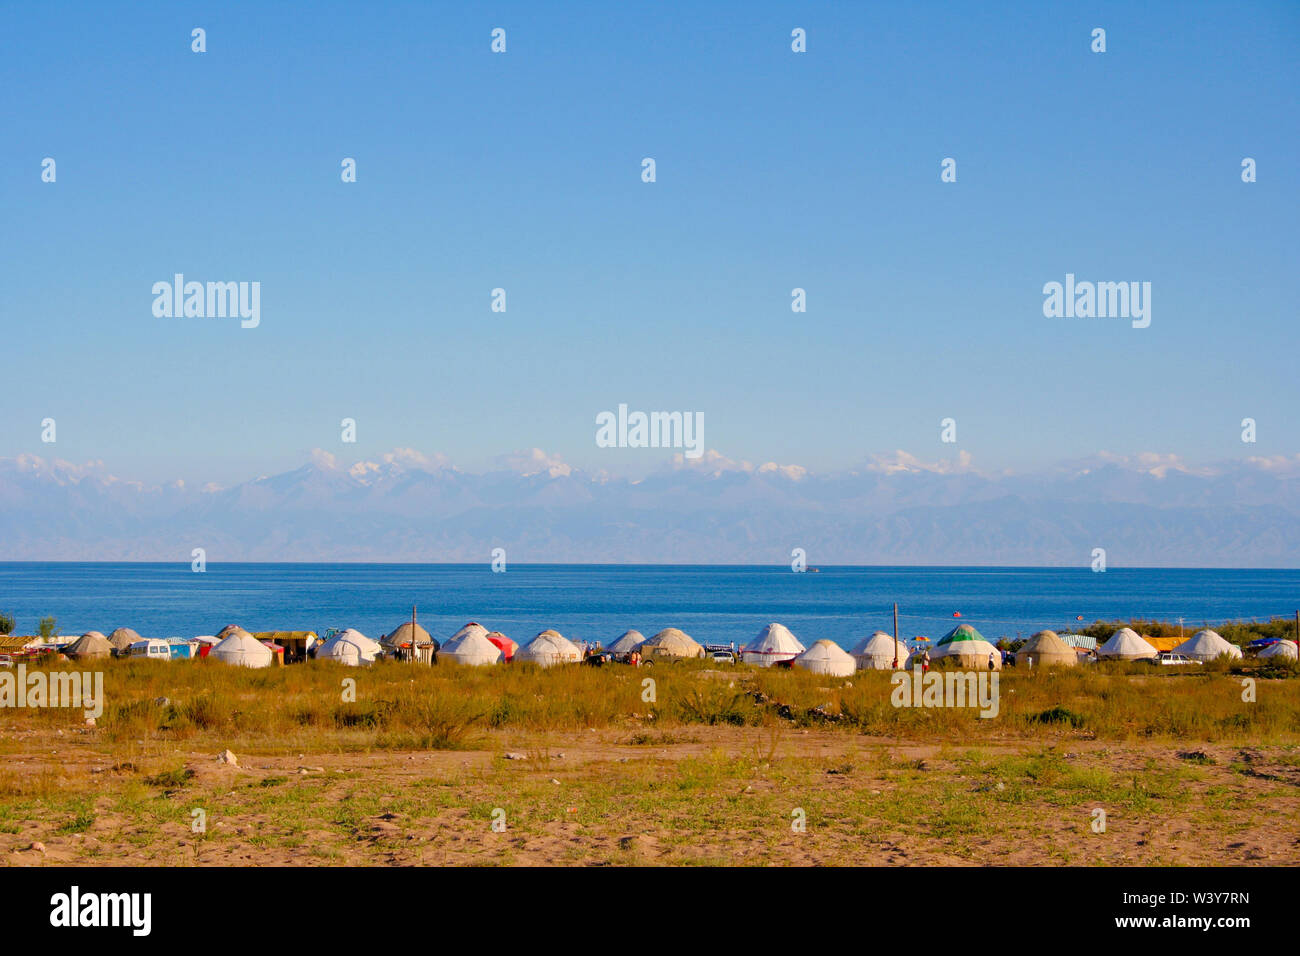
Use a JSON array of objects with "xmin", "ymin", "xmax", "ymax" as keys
[{"xmin": 127, "ymin": 639, "xmax": 172, "ymax": 660}]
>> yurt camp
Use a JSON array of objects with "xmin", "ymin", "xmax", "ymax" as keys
[
  {"xmin": 741, "ymin": 623, "xmax": 805, "ymax": 667},
  {"xmin": 485, "ymin": 631, "xmax": 518, "ymax": 661},
  {"xmin": 64, "ymin": 631, "xmax": 113, "ymax": 660},
  {"xmin": 638, "ymin": 628, "xmax": 704, "ymax": 661},
  {"xmin": 440, "ymin": 625, "xmax": 504, "ymax": 666},
  {"xmin": 931, "ymin": 624, "xmax": 1002, "ymax": 669},
  {"xmin": 794, "ymin": 639, "xmax": 856, "ymax": 676},
  {"xmin": 1258, "ymin": 640, "xmax": 1298, "ymax": 661},
  {"xmin": 209, "ymin": 628, "xmax": 275, "ymax": 668},
  {"xmin": 1174, "ymin": 629, "xmax": 1243, "ymax": 662},
  {"xmin": 107, "ymin": 627, "xmax": 142, "ymax": 657},
  {"xmin": 850, "ymin": 630, "xmax": 909, "ymax": 670},
  {"xmin": 607, "ymin": 629, "xmax": 645, "ymax": 657},
  {"xmin": 1097, "ymin": 627, "xmax": 1158, "ymax": 661},
  {"xmin": 516, "ymin": 629, "xmax": 583, "ymax": 667},
  {"xmin": 1015, "ymin": 630, "xmax": 1078, "ymax": 668},
  {"xmin": 382, "ymin": 620, "xmax": 437, "ymax": 663},
  {"xmin": 314, "ymin": 628, "xmax": 381, "ymax": 666}
]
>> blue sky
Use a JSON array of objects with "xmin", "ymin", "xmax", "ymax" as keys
[{"xmin": 2, "ymin": 0, "xmax": 1297, "ymax": 486}]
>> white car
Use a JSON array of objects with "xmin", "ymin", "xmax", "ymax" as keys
[{"xmin": 1153, "ymin": 652, "xmax": 1202, "ymax": 666}]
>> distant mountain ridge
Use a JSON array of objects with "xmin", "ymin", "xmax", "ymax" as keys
[{"xmin": 1, "ymin": 450, "xmax": 1297, "ymax": 566}]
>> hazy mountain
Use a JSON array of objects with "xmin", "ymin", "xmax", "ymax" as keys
[{"xmin": 1, "ymin": 450, "xmax": 1297, "ymax": 566}]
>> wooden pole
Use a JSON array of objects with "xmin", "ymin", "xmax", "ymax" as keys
[
  {"xmin": 893, "ymin": 603, "xmax": 899, "ymax": 668},
  {"xmin": 411, "ymin": 604, "xmax": 417, "ymax": 664}
]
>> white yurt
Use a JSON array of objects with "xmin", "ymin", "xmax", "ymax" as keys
[
  {"xmin": 516, "ymin": 629, "xmax": 583, "ymax": 667},
  {"xmin": 1258, "ymin": 640, "xmax": 1298, "ymax": 661},
  {"xmin": 607, "ymin": 630, "xmax": 645, "ymax": 655},
  {"xmin": 1097, "ymin": 627, "xmax": 1158, "ymax": 660},
  {"xmin": 793, "ymin": 639, "xmax": 856, "ymax": 676},
  {"xmin": 742, "ymin": 623, "xmax": 805, "ymax": 667},
  {"xmin": 315, "ymin": 628, "xmax": 381, "ymax": 666},
  {"xmin": 1174, "ymin": 629, "xmax": 1243, "ymax": 662},
  {"xmin": 209, "ymin": 628, "xmax": 274, "ymax": 668},
  {"xmin": 850, "ymin": 630, "xmax": 910, "ymax": 670},
  {"xmin": 931, "ymin": 624, "xmax": 1003, "ymax": 670},
  {"xmin": 440, "ymin": 626, "xmax": 504, "ymax": 666}
]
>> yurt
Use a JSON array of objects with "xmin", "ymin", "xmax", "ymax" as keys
[
  {"xmin": 108, "ymin": 627, "xmax": 142, "ymax": 656},
  {"xmin": 638, "ymin": 628, "xmax": 705, "ymax": 661},
  {"xmin": 1015, "ymin": 630, "xmax": 1078, "ymax": 668},
  {"xmin": 1258, "ymin": 640, "xmax": 1298, "ymax": 661},
  {"xmin": 742, "ymin": 623, "xmax": 805, "ymax": 667},
  {"xmin": 1097, "ymin": 627, "xmax": 1158, "ymax": 661},
  {"xmin": 1174, "ymin": 629, "xmax": 1243, "ymax": 662},
  {"xmin": 215, "ymin": 624, "xmax": 246, "ymax": 640},
  {"xmin": 209, "ymin": 628, "xmax": 274, "ymax": 668},
  {"xmin": 516, "ymin": 629, "xmax": 582, "ymax": 667},
  {"xmin": 64, "ymin": 631, "xmax": 113, "ymax": 660},
  {"xmin": 485, "ymin": 631, "xmax": 517, "ymax": 661},
  {"xmin": 441, "ymin": 626, "xmax": 504, "ymax": 666},
  {"xmin": 315, "ymin": 628, "xmax": 381, "ymax": 666},
  {"xmin": 793, "ymin": 639, "xmax": 856, "ymax": 677},
  {"xmin": 382, "ymin": 620, "xmax": 437, "ymax": 663},
  {"xmin": 850, "ymin": 630, "xmax": 909, "ymax": 670},
  {"xmin": 607, "ymin": 630, "xmax": 645, "ymax": 656},
  {"xmin": 931, "ymin": 624, "xmax": 1003, "ymax": 670}
]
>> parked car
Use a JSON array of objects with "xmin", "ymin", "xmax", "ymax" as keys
[
  {"xmin": 709, "ymin": 650, "xmax": 736, "ymax": 664},
  {"xmin": 1151, "ymin": 652, "xmax": 1203, "ymax": 666}
]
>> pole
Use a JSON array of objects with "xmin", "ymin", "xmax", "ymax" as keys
[
  {"xmin": 893, "ymin": 603, "xmax": 899, "ymax": 668},
  {"xmin": 411, "ymin": 604, "xmax": 417, "ymax": 664}
]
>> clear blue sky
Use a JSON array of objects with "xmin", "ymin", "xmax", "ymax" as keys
[{"xmin": 2, "ymin": 1, "xmax": 1296, "ymax": 486}]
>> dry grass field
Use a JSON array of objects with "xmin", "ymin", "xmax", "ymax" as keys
[{"xmin": 2, "ymin": 657, "xmax": 1297, "ymax": 866}]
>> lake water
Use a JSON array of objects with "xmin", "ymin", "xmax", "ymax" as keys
[{"xmin": 1, "ymin": 563, "xmax": 1296, "ymax": 648}]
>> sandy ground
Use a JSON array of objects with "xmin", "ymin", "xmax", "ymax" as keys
[{"xmin": 3, "ymin": 726, "xmax": 1297, "ymax": 866}]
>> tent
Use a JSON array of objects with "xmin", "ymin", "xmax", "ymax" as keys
[
  {"xmin": 315, "ymin": 628, "xmax": 381, "ymax": 666},
  {"xmin": 107, "ymin": 627, "xmax": 142, "ymax": 655},
  {"xmin": 931, "ymin": 623, "xmax": 1003, "ymax": 670},
  {"xmin": 638, "ymin": 628, "xmax": 704, "ymax": 661},
  {"xmin": 1015, "ymin": 630, "xmax": 1078, "ymax": 668},
  {"xmin": 1097, "ymin": 627, "xmax": 1158, "ymax": 660},
  {"xmin": 441, "ymin": 626, "xmax": 504, "ymax": 666},
  {"xmin": 850, "ymin": 630, "xmax": 909, "ymax": 670},
  {"xmin": 485, "ymin": 631, "xmax": 517, "ymax": 661},
  {"xmin": 215, "ymin": 624, "xmax": 247, "ymax": 640},
  {"xmin": 793, "ymin": 639, "xmax": 856, "ymax": 676},
  {"xmin": 383, "ymin": 620, "xmax": 438, "ymax": 663},
  {"xmin": 209, "ymin": 628, "xmax": 274, "ymax": 668},
  {"xmin": 64, "ymin": 631, "xmax": 113, "ymax": 660},
  {"xmin": 1258, "ymin": 640, "xmax": 1298, "ymax": 661},
  {"xmin": 742, "ymin": 623, "xmax": 805, "ymax": 667},
  {"xmin": 607, "ymin": 630, "xmax": 645, "ymax": 655},
  {"xmin": 1174, "ymin": 629, "xmax": 1243, "ymax": 662},
  {"xmin": 516, "ymin": 629, "xmax": 582, "ymax": 667}
]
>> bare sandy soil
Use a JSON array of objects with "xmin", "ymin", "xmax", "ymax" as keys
[{"xmin": 3, "ymin": 726, "xmax": 1297, "ymax": 866}]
